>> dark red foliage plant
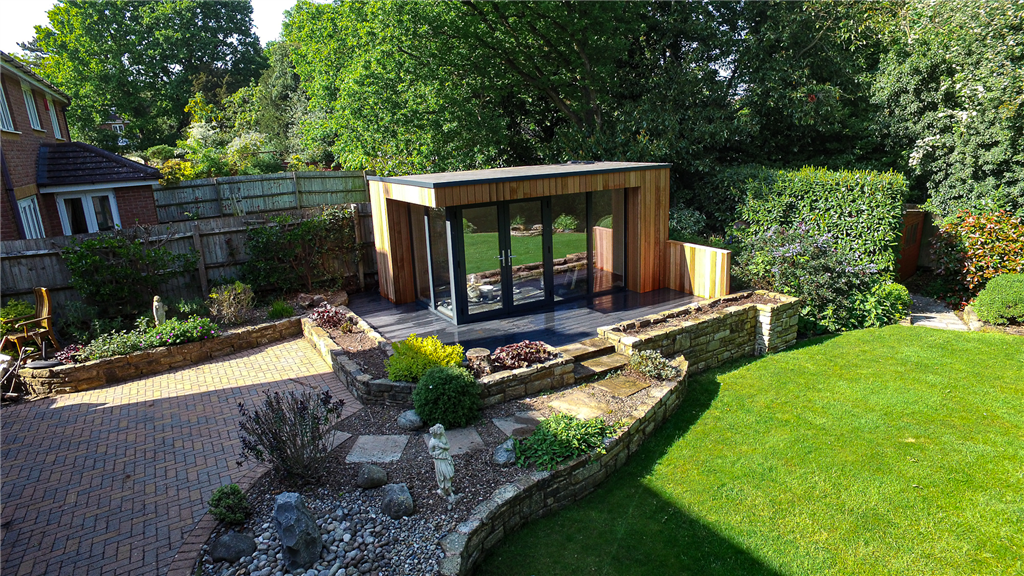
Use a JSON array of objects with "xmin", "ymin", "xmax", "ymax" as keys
[{"xmin": 491, "ymin": 340, "xmax": 553, "ymax": 371}]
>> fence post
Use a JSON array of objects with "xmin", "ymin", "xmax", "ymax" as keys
[
  {"xmin": 213, "ymin": 177, "xmax": 225, "ymax": 217},
  {"xmin": 352, "ymin": 203, "xmax": 366, "ymax": 290},
  {"xmin": 291, "ymin": 171, "xmax": 301, "ymax": 209},
  {"xmin": 192, "ymin": 224, "xmax": 209, "ymax": 295}
]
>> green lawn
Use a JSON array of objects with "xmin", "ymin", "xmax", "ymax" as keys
[
  {"xmin": 463, "ymin": 232, "xmax": 587, "ymax": 275},
  {"xmin": 477, "ymin": 326, "xmax": 1024, "ymax": 576}
]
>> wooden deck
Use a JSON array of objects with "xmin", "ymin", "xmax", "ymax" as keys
[{"xmin": 346, "ymin": 288, "xmax": 702, "ymax": 351}]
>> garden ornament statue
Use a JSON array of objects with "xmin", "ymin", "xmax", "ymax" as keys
[
  {"xmin": 428, "ymin": 424, "xmax": 458, "ymax": 502},
  {"xmin": 152, "ymin": 295, "xmax": 168, "ymax": 326}
]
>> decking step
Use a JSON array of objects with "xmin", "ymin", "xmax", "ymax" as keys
[
  {"xmin": 556, "ymin": 337, "xmax": 615, "ymax": 362},
  {"xmin": 573, "ymin": 352, "xmax": 629, "ymax": 382}
]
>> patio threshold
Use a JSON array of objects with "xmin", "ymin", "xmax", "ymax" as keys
[{"xmin": 346, "ymin": 288, "xmax": 703, "ymax": 351}]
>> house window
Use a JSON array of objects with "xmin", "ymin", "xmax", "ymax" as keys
[
  {"xmin": 112, "ymin": 124, "xmax": 125, "ymax": 134},
  {"xmin": 17, "ymin": 196, "xmax": 45, "ymax": 239},
  {"xmin": 46, "ymin": 97, "xmax": 62, "ymax": 139},
  {"xmin": 0, "ymin": 82, "xmax": 13, "ymax": 131},
  {"xmin": 21, "ymin": 82, "xmax": 41, "ymax": 131},
  {"xmin": 55, "ymin": 190, "xmax": 121, "ymax": 235}
]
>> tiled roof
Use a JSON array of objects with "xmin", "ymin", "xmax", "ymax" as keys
[
  {"xmin": 0, "ymin": 51, "xmax": 70, "ymax": 103},
  {"xmin": 37, "ymin": 142, "xmax": 161, "ymax": 187}
]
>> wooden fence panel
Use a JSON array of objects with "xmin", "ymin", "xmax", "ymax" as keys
[{"xmin": 663, "ymin": 240, "xmax": 731, "ymax": 299}]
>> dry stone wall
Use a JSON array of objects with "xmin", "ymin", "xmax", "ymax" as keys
[{"xmin": 21, "ymin": 318, "xmax": 302, "ymax": 395}]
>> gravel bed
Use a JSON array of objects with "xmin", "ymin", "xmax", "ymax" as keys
[
  {"xmin": 623, "ymin": 292, "xmax": 779, "ymax": 336},
  {"xmin": 328, "ymin": 330, "xmax": 389, "ymax": 379}
]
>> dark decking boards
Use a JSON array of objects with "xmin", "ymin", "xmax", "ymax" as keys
[{"xmin": 347, "ymin": 288, "xmax": 702, "ymax": 351}]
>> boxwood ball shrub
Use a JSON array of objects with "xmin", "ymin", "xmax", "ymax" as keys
[
  {"xmin": 208, "ymin": 483, "xmax": 250, "ymax": 525},
  {"xmin": 387, "ymin": 334, "xmax": 464, "ymax": 383},
  {"xmin": 973, "ymin": 274, "xmax": 1024, "ymax": 325},
  {"xmin": 412, "ymin": 366, "xmax": 480, "ymax": 429}
]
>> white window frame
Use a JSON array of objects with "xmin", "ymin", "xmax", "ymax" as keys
[
  {"xmin": 46, "ymin": 97, "xmax": 62, "ymax": 139},
  {"xmin": 55, "ymin": 190, "xmax": 122, "ymax": 235},
  {"xmin": 20, "ymin": 81, "xmax": 41, "ymax": 131},
  {"xmin": 112, "ymin": 124, "xmax": 125, "ymax": 134},
  {"xmin": 0, "ymin": 82, "xmax": 13, "ymax": 132},
  {"xmin": 17, "ymin": 195, "xmax": 45, "ymax": 239}
]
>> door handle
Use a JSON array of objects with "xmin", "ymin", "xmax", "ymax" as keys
[{"xmin": 495, "ymin": 252, "xmax": 506, "ymax": 266}]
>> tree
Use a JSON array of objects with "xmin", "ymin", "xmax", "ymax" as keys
[{"xmin": 35, "ymin": 0, "xmax": 266, "ymax": 151}]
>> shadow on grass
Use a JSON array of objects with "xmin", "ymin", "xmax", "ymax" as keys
[{"xmin": 475, "ymin": 357, "xmax": 787, "ymax": 576}]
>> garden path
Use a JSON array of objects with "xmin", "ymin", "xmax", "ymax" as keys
[
  {"xmin": 906, "ymin": 294, "xmax": 969, "ymax": 331},
  {"xmin": 0, "ymin": 337, "xmax": 360, "ymax": 576}
]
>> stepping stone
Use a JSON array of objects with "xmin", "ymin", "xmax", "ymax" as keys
[
  {"xmin": 327, "ymin": 431, "xmax": 352, "ymax": 452},
  {"xmin": 345, "ymin": 435, "xmax": 409, "ymax": 463},
  {"xmin": 548, "ymin": 392, "xmax": 610, "ymax": 420},
  {"xmin": 592, "ymin": 375, "xmax": 650, "ymax": 398},
  {"xmin": 422, "ymin": 426, "xmax": 484, "ymax": 456},
  {"xmin": 492, "ymin": 417, "xmax": 524, "ymax": 437}
]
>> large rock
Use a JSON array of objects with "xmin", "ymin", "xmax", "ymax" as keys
[
  {"xmin": 493, "ymin": 438, "xmax": 516, "ymax": 467},
  {"xmin": 272, "ymin": 492, "xmax": 321, "ymax": 571},
  {"xmin": 329, "ymin": 291, "xmax": 350, "ymax": 307},
  {"xmin": 209, "ymin": 530, "xmax": 256, "ymax": 563},
  {"xmin": 380, "ymin": 484, "xmax": 415, "ymax": 519},
  {"xmin": 396, "ymin": 409, "xmax": 424, "ymax": 431},
  {"xmin": 356, "ymin": 464, "xmax": 388, "ymax": 489}
]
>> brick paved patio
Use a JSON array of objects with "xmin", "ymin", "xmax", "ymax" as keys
[{"xmin": 0, "ymin": 337, "xmax": 360, "ymax": 576}]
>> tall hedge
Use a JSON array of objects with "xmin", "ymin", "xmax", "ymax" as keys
[{"xmin": 739, "ymin": 167, "xmax": 909, "ymax": 274}]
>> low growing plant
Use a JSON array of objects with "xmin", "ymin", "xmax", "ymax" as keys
[
  {"xmin": 308, "ymin": 303, "xmax": 354, "ymax": 331},
  {"xmin": 237, "ymin": 388, "xmax": 345, "ymax": 479},
  {"xmin": 172, "ymin": 297, "xmax": 209, "ymax": 319},
  {"xmin": 79, "ymin": 329, "xmax": 149, "ymax": 360},
  {"xmin": 973, "ymin": 273, "xmax": 1024, "ymax": 325},
  {"xmin": 143, "ymin": 316, "xmax": 220, "ymax": 347},
  {"xmin": 386, "ymin": 334, "xmax": 464, "ymax": 383},
  {"xmin": 267, "ymin": 300, "xmax": 295, "ymax": 320},
  {"xmin": 1, "ymin": 299, "xmax": 35, "ymax": 337},
  {"xmin": 55, "ymin": 343, "xmax": 85, "ymax": 364},
  {"xmin": 627, "ymin": 350, "xmax": 681, "ymax": 381},
  {"xmin": 515, "ymin": 413, "xmax": 621, "ymax": 471},
  {"xmin": 208, "ymin": 483, "xmax": 250, "ymax": 525},
  {"xmin": 492, "ymin": 341, "xmax": 553, "ymax": 370},
  {"xmin": 412, "ymin": 365, "xmax": 480, "ymax": 429},
  {"xmin": 208, "ymin": 281, "xmax": 255, "ymax": 325}
]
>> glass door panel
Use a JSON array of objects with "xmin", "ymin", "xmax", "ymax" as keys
[
  {"xmin": 428, "ymin": 208, "xmax": 455, "ymax": 318},
  {"xmin": 550, "ymin": 193, "xmax": 589, "ymax": 300},
  {"xmin": 591, "ymin": 189, "xmax": 625, "ymax": 293},
  {"xmin": 63, "ymin": 197, "xmax": 89, "ymax": 235},
  {"xmin": 507, "ymin": 200, "xmax": 546, "ymax": 308},
  {"xmin": 463, "ymin": 205, "xmax": 504, "ymax": 317}
]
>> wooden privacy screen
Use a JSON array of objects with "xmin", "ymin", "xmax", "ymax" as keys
[{"xmin": 664, "ymin": 240, "xmax": 731, "ymax": 299}]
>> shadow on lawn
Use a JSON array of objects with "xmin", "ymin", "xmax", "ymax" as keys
[{"xmin": 475, "ymin": 358, "xmax": 788, "ymax": 576}]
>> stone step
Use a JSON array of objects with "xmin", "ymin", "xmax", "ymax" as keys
[
  {"xmin": 573, "ymin": 352, "xmax": 629, "ymax": 382},
  {"xmin": 556, "ymin": 337, "xmax": 615, "ymax": 362}
]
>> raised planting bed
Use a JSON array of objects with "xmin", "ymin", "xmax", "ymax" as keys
[
  {"xmin": 20, "ymin": 317, "xmax": 303, "ymax": 395},
  {"xmin": 598, "ymin": 290, "xmax": 800, "ymax": 374}
]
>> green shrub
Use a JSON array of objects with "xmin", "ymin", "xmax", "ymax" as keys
[
  {"xmin": 60, "ymin": 228, "xmax": 198, "ymax": 318},
  {"xmin": 932, "ymin": 211, "xmax": 1024, "ymax": 304},
  {"xmin": 685, "ymin": 164, "xmax": 770, "ymax": 233},
  {"xmin": 207, "ymin": 282, "xmax": 255, "ymax": 325},
  {"xmin": 267, "ymin": 300, "xmax": 295, "ymax": 320},
  {"xmin": 668, "ymin": 205, "xmax": 706, "ymax": 241},
  {"xmin": 595, "ymin": 214, "xmax": 613, "ymax": 228},
  {"xmin": 515, "ymin": 413, "xmax": 621, "ymax": 471},
  {"xmin": 738, "ymin": 166, "xmax": 908, "ymax": 275},
  {"xmin": 237, "ymin": 389, "xmax": 345, "ymax": 479},
  {"xmin": 853, "ymin": 282, "xmax": 912, "ymax": 328},
  {"xmin": 80, "ymin": 329, "xmax": 149, "ymax": 360},
  {"xmin": 386, "ymin": 333, "xmax": 464, "ymax": 383},
  {"xmin": 463, "ymin": 218, "xmax": 477, "ymax": 234},
  {"xmin": 627, "ymin": 350, "xmax": 681, "ymax": 381},
  {"xmin": 1, "ymin": 299, "xmax": 35, "ymax": 337},
  {"xmin": 143, "ymin": 316, "xmax": 219, "ymax": 347},
  {"xmin": 973, "ymin": 274, "xmax": 1024, "ymax": 325},
  {"xmin": 412, "ymin": 366, "xmax": 481, "ymax": 429},
  {"xmin": 78, "ymin": 316, "xmax": 219, "ymax": 359},
  {"xmin": 553, "ymin": 213, "xmax": 579, "ymax": 231},
  {"xmin": 208, "ymin": 484, "xmax": 249, "ymax": 525},
  {"xmin": 56, "ymin": 300, "xmax": 100, "ymax": 343},
  {"xmin": 172, "ymin": 297, "xmax": 209, "ymax": 319}
]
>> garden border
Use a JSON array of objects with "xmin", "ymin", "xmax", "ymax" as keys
[{"xmin": 20, "ymin": 317, "xmax": 302, "ymax": 395}]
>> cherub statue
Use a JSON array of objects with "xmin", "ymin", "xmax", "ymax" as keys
[
  {"xmin": 152, "ymin": 295, "xmax": 168, "ymax": 326},
  {"xmin": 467, "ymin": 274, "xmax": 481, "ymax": 302},
  {"xmin": 428, "ymin": 424, "xmax": 456, "ymax": 500}
]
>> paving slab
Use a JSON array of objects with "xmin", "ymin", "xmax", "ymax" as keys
[
  {"xmin": 593, "ymin": 375, "xmax": 651, "ymax": 398},
  {"xmin": 492, "ymin": 417, "xmax": 525, "ymax": 437},
  {"xmin": 548, "ymin": 391, "xmax": 611, "ymax": 419},
  {"xmin": 346, "ymin": 435, "xmax": 409, "ymax": 463},
  {"xmin": 422, "ymin": 426, "xmax": 484, "ymax": 455},
  {"xmin": 909, "ymin": 294, "xmax": 969, "ymax": 331}
]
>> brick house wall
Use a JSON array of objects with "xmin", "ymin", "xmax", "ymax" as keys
[{"xmin": 113, "ymin": 185, "xmax": 159, "ymax": 226}]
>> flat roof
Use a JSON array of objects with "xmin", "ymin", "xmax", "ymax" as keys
[{"xmin": 366, "ymin": 161, "xmax": 670, "ymax": 189}]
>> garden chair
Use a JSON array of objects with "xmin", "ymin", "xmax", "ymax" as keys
[{"xmin": 0, "ymin": 288, "xmax": 61, "ymax": 361}]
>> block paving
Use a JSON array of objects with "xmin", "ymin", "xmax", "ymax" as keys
[{"xmin": 0, "ymin": 337, "xmax": 359, "ymax": 576}]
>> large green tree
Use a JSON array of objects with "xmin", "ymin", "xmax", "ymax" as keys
[{"xmin": 36, "ymin": 0, "xmax": 266, "ymax": 151}]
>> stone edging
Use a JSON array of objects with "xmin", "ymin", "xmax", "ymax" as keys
[
  {"xmin": 20, "ymin": 317, "xmax": 302, "ymax": 395},
  {"xmin": 438, "ymin": 368, "xmax": 690, "ymax": 576}
]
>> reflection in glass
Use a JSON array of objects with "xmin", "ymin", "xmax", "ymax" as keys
[
  {"xmin": 508, "ymin": 200, "xmax": 545, "ymax": 307},
  {"xmin": 428, "ymin": 208, "xmax": 453, "ymax": 318},
  {"xmin": 462, "ymin": 205, "xmax": 503, "ymax": 316},
  {"xmin": 63, "ymin": 197, "xmax": 89, "ymax": 234},
  {"xmin": 591, "ymin": 189, "xmax": 625, "ymax": 292},
  {"xmin": 551, "ymin": 193, "xmax": 588, "ymax": 300},
  {"xmin": 92, "ymin": 195, "xmax": 115, "ymax": 231},
  {"xmin": 410, "ymin": 205, "xmax": 431, "ymax": 304}
]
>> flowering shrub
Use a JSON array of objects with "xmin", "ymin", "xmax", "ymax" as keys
[
  {"xmin": 79, "ymin": 329, "xmax": 149, "ymax": 360},
  {"xmin": 492, "ymin": 341, "xmax": 553, "ymax": 370},
  {"xmin": 143, "ymin": 316, "xmax": 220, "ymax": 347},
  {"xmin": 931, "ymin": 211, "xmax": 1024, "ymax": 304}
]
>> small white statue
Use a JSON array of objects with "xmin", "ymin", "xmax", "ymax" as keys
[
  {"xmin": 467, "ymin": 274, "xmax": 481, "ymax": 302},
  {"xmin": 428, "ymin": 424, "xmax": 456, "ymax": 501},
  {"xmin": 152, "ymin": 295, "xmax": 168, "ymax": 326}
]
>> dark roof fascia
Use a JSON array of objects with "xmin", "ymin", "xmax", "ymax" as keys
[
  {"xmin": 37, "ymin": 141, "xmax": 162, "ymax": 187},
  {"xmin": 366, "ymin": 162, "xmax": 672, "ymax": 189},
  {"xmin": 0, "ymin": 51, "xmax": 71, "ymax": 103}
]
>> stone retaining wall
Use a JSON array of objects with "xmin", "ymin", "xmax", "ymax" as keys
[
  {"xmin": 476, "ymin": 346, "xmax": 575, "ymax": 407},
  {"xmin": 598, "ymin": 290, "xmax": 800, "ymax": 373},
  {"xmin": 21, "ymin": 318, "xmax": 302, "ymax": 395},
  {"xmin": 438, "ymin": 368, "xmax": 689, "ymax": 576}
]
